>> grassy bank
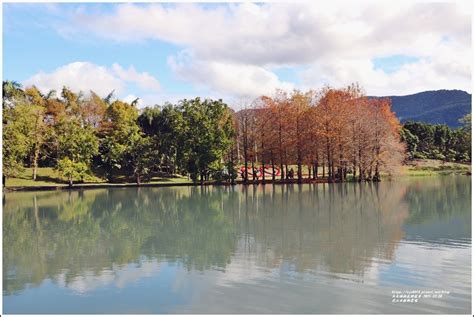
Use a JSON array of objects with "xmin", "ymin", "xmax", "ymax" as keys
[
  {"xmin": 4, "ymin": 160, "xmax": 470, "ymax": 190},
  {"xmin": 5, "ymin": 168, "xmax": 191, "ymax": 188},
  {"xmin": 400, "ymin": 159, "xmax": 471, "ymax": 176}
]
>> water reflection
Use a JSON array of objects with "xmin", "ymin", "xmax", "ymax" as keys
[{"xmin": 3, "ymin": 176, "xmax": 471, "ymax": 313}]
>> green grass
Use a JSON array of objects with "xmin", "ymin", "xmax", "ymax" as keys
[
  {"xmin": 5, "ymin": 168, "xmax": 191, "ymax": 188},
  {"xmin": 5, "ymin": 160, "xmax": 470, "ymax": 188},
  {"xmin": 401, "ymin": 159, "xmax": 471, "ymax": 176}
]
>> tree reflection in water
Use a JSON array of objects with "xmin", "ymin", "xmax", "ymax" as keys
[{"xmin": 3, "ymin": 176, "xmax": 471, "ymax": 295}]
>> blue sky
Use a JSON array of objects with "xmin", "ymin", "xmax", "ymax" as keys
[
  {"xmin": 373, "ymin": 55, "xmax": 421, "ymax": 75},
  {"xmin": 3, "ymin": 2, "xmax": 471, "ymax": 107},
  {"xmin": 3, "ymin": 3, "xmax": 202, "ymax": 103}
]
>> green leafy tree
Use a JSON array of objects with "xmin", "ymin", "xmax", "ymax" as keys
[
  {"xmin": 100, "ymin": 100, "xmax": 155, "ymax": 183},
  {"xmin": 54, "ymin": 118, "xmax": 99, "ymax": 164},
  {"xmin": 29, "ymin": 105, "xmax": 47, "ymax": 180},
  {"xmin": 100, "ymin": 100, "xmax": 138, "ymax": 177},
  {"xmin": 402, "ymin": 120, "xmax": 471, "ymax": 162},
  {"xmin": 459, "ymin": 113, "xmax": 471, "ymax": 132},
  {"xmin": 403, "ymin": 121, "xmax": 435, "ymax": 156},
  {"xmin": 126, "ymin": 134, "xmax": 155, "ymax": 184},
  {"xmin": 23, "ymin": 86, "xmax": 48, "ymax": 180},
  {"xmin": 452, "ymin": 128, "xmax": 471, "ymax": 162},
  {"xmin": 2, "ymin": 104, "xmax": 31, "ymax": 181},
  {"xmin": 456, "ymin": 114, "xmax": 471, "ymax": 162},
  {"xmin": 2, "ymin": 99, "xmax": 47, "ymax": 181},
  {"xmin": 178, "ymin": 98, "xmax": 235, "ymax": 184},
  {"xmin": 48, "ymin": 117, "xmax": 99, "ymax": 184},
  {"xmin": 399, "ymin": 127, "xmax": 419, "ymax": 160},
  {"xmin": 56, "ymin": 158, "xmax": 88, "ymax": 187},
  {"xmin": 138, "ymin": 104, "xmax": 184, "ymax": 175}
]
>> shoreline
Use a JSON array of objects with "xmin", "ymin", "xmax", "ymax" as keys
[
  {"xmin": 3, "ymin": 173, "xmax": 470, "ymax": 192},
  {"xmin": 2, "ymin": 178, "xmax": 331, "ymax": 192}
]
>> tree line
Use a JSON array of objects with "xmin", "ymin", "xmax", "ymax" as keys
[
  {"xmin": 400, "ymin": 117, "xmax": 471, "ymax": 162},
  {"xmin": 235, "ymin": 85, "xmax": 405, "ymax": 184},
  {"xmin": 4, "ymin": 81, "xmax": 408, "ymax": 185},
  {"xmin": 3, "ymin": 81, "xmax": 235, "ymax": 185}
]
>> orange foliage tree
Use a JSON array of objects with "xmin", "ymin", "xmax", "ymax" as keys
[{"xmin": 234, "ymin": 84, "xmax": 405, "ymax": 183}]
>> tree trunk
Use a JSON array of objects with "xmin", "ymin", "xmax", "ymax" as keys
[
  {"xmin": 261, "ymin": 160, "xmax": 266, "ymax": 185},
  {"xmin": 243, "ymin": 116, "xmax": 249, "ymax": 185},
  {"xmin": 32, "ymin": 143, "xmax": 40, "ymax": 181},
  {"xmin": 339, "ymin": 144, "xmax": 344, "ymax": 182},
  {"xmin": 261, "ymin": 132, "xmax": 265, "ymax": 185},
  {"xmin": 331, "ymin": 160, "xmax": 335, "ymax": 182},
  {"xmin": 326, "ymin": 138, "xmax": 331, "ymax": 181},
  {"xmin": 271, "ymin": 152, "xmax": 275, "ymax": 182},
  {"xmin": 243, "ymin": 146, "xmax": 248, "ymax": 184},
  {"xmin": 279, "ymin": 122, "xmax": 284, "ymax": 181},
  {"xmin": 68, "ymin": 177, "xmax": 73, "ymax": 188},
  {"xmin": 136, "ymin": 174, "xmax": 141, "ymax": 186},
  {"xmin": 297, "ymin": 160, "xmax": 302, "ymax": 183},
  {"xmin": 297, "ymin": 138, "xmax": 302, "ymax": 183},
  {"xmin": 373, "ymin": 163, "xmax": 381, "ymax": 182},
  {"xmin": 251, "ymin": 159, "xmax": 255, "ymax": 182}
]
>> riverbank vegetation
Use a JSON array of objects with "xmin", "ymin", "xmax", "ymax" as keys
[
  {"xmin": 2, "ymin": 80, "xmax": 470, "ymax": 188},
  {"xmin": 400, "ymin": 118, "xmax": 471, "ymax": 162},
  {"xmin": 3, "ymin": 167, "xmax": 192, "ymax": 188},
  {"xmin": 402, "ymin": 159, "xmax": 470, "ymax": 176}
]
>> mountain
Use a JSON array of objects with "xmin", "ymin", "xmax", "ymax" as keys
[{"xmin": 372, "ymin": 90, "xmax": 471, "ymax": 127}]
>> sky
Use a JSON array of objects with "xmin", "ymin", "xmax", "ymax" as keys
[{"xmin": 2, "ymin": 1, "xmax": 472, "ymax": 108}]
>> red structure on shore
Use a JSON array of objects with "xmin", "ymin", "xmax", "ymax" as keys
[{"xmin": 239, "ymin": 166, "xmax": 280, "ymax": 178}]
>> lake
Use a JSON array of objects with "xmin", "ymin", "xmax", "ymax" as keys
[{"xmin": 3, "ymin": 176, "xmax": 471, "ymax": 314}]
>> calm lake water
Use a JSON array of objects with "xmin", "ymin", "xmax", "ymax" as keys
[{"xmin": 3, "ymin": 176, "xmax": 471, "ymax": 314}]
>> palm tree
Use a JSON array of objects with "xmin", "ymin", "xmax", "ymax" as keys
[
  {"xmin": 2, "ymin": 80, "xmax": 24, "ymax": 107},
  {"xmin": 103, "ymin": 90, "xmax": 115, "ymax": 106}
]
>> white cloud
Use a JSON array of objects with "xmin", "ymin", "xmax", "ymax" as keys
[
  {"xmin": 168, "ymin": 51, "xmax": 293, "ymax": 98},
  {"xmin": 300, "ymin": 51, "xmax": 471, "ymax": 96},
  {"xmin": 59, "ymin": 1, "xmax": 472, "ymax": 96},
  {"xmin": 23, "ymin": 61, "xmax": 161, "ymax": 98},
  {"xmin": 112, "ymin": 64, "xmax": 160, "ymax": 92},
  {"xmin": 24, "ymin": 62, "xmax": 124, "ymax": 97},
  {"xmin": 55, "ymin": 259, "xmax": 163, "ymax": 294}
]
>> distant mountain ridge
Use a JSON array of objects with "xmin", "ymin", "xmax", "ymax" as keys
[{"xmin": 371, "ymin": 89, "xmax": 471, "ymax": 128}]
